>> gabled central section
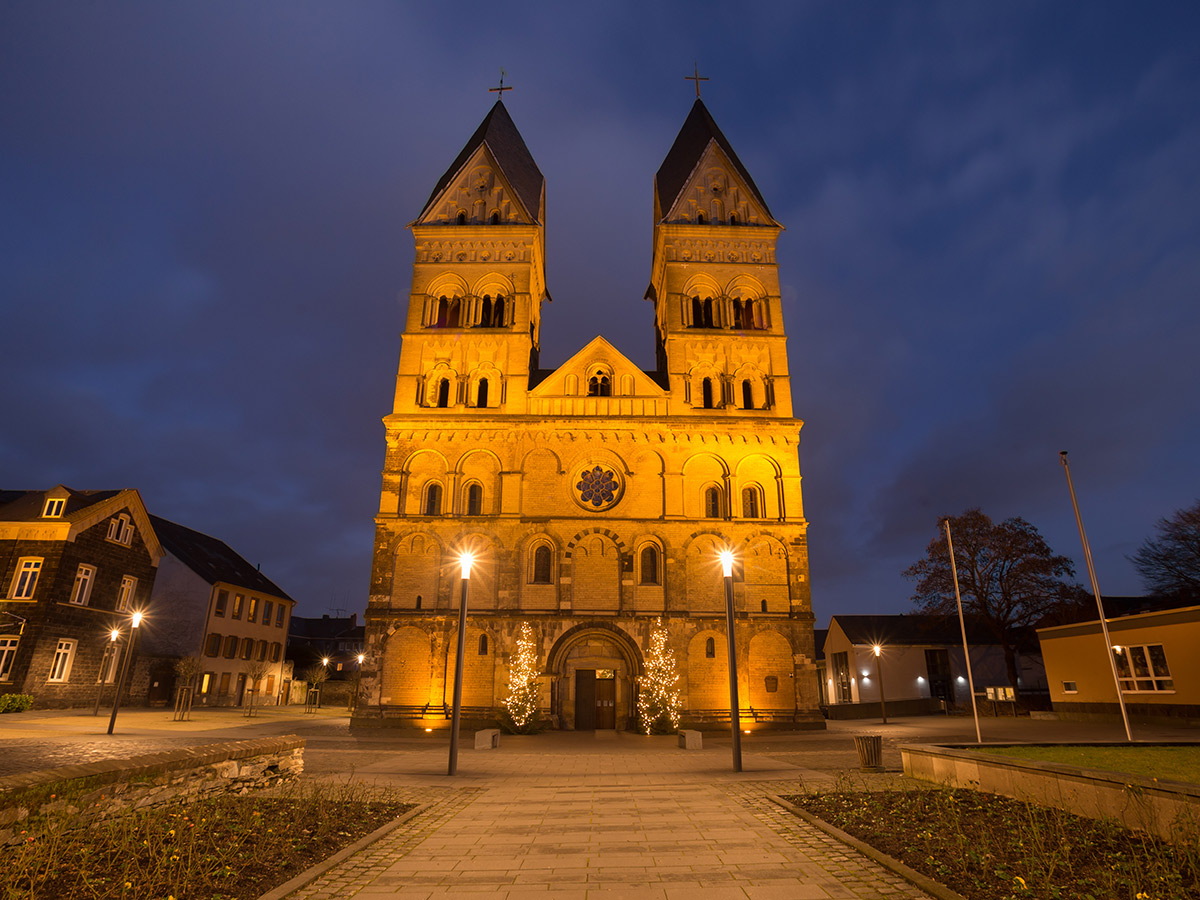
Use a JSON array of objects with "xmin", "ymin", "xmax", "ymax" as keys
[{"xmin": 416, "ymin": 143, "xmax": 536, "ymax": 227}]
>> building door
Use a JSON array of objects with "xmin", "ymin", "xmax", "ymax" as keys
[
  {"xmin": 575, "ymin": 669, "xmax": 596, "ymax": 730},
  {"xmin": 235, "ymin": 673, "xmax": 247, "ymax": 706},
  {"xmin": 595, "ymin": 670, "xmax": 616, "ymax": 729}
]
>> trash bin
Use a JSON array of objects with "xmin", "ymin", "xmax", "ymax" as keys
[{"xmin": 853, "ymin": 734, "xmax": 884, "ymax": 771}]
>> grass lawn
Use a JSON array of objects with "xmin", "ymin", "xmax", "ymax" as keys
[{"xmin": 976, "ymin": 744, "xmax": 1200, "ymax": 784}]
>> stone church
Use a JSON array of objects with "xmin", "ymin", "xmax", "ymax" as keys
[{"xmin": 355, "ymin": 97, "xmax": 821, "ymax": 731}]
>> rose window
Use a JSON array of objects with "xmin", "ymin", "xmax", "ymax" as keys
[{"xmin": 575, "ymin": 465, "xmax": 622, "ymax": 511}]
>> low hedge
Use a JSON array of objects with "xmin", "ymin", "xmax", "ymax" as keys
[{"xmin": 0, "ymin": 693, "xmax": 33, "ymax": 713}]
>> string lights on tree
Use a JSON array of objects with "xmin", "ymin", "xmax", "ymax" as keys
[
  {"xmin": 503, "ymin": 621, "xmax": 541, "ymax": 732},
  {"xmin": 638, "ymin": 617, "xmax": 682, "ymax": 734}
]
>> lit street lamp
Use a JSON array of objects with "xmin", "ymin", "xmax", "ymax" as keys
[
  {"xmin": 448, "ymin": 550, "xmax": 474, "ymax": 776},
  {"xmin": 719, "ymin": 548, "xmax": 742, "ymax": 773},
  {"xmin": 872, "ymin": 644, "xmax": 887, "ymax": 724},
  {"xmin": 107, "ymin": 611, "xmax": 143, "ymax": 735}
]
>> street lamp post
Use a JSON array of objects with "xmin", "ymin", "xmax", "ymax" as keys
[
  {"xmin": 448, "ymin": 551, "xmax": 474, "ymax": 776},
  {"xmin": 719, "ymin": 549, "xmax": 742, "ymax": 773},
  {"xmin": 1059, "ymin": 451, "xmax": 1133, "ymax": 742},
  {"xmin": 107, "ymin": 611, "xmax": 142, "ymax": 735},
  {"xmin": 872, "ymin": 644, "xmax": 887, "ymax": 724}
]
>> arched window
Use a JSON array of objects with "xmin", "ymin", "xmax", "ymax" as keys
[
  {"xmin": 760, "ymin": 599, "xmax": 768, "ymax": 613},
  {"xmin": 742, "ymin": 380, "xmax": 754, "ymax": 409},
  {"xmin": 477, "ymin": 378, "xmax": 489, "ymax": 408},
  {"xmin": 743, "ymin": 299, "xmax": 757, "ymax": 329},
  {"xmin": 691, "ymin": 296, "xmax": 702, "ymax": 327},
  {"xmin": 705, "ymin": 637, "xmax": 715, "ymax": 658},
  {"xmin": 704, "ymin": 487, "xmax": 722, "ymax": 519},
  {"xmin": 532, "ymin": 545, "xmax": 552, "ymax": 583},
  {"xmin": 435, "ymin": 296, "xmax": 449, "ymax": 327},
  {"xmin": 478, "ymin": 634, "xmax": 489, "ymax": 655},
  {"xmin": 480, "ymin": 295, "xmax": 493, "ymax": 327},
  {"xmin": 456, "ymin": 210, "xmax": 467, "ymax": 225},
  {"xmin": 415, "ymin": 595, "xmax": 422, "ymax": 609},
  {"xmin": 696, "ymin": 211, "xmax": 706, "ymax": 224},
  {"xmin": 493, "ymin": 296, "xmax": 505, "ymax": 326},
  {"xmin": 732, "ymin": 298, "xmax": 744, "ymax": 329},
  {"xmin": 466, "ymin": 483, "xmax": 482, "ymax": 516},
  {"xmin": 436, "ymin": 379, "xmax": 450, "ymax": 408},
  {"xmin": 742, "ymin": 486, "xmax": 760, "ymax": 518},
  {"xmin": 702, "ymin": 378, "xmax": 714, "ymax": 409},
  {"xmin": 424, "ymin": 484, "xmax": 442, "ymax": 516},
  {"xmin": 489, "ymin": 211, "xmax": 500, "ymax": 225},
  {"xmin": 702, "ymin": 297, "xmax": 714, "ymax": 327},
  {"xmin": 640, "ymin": 546, "xmax": 659, "ymax": 585},
  {"xmin": 729, "ymin": 213, "xmax": 738, "ymax": 225},
  {"xmin": 587, "ymin": 371, "xmax": 611, "ymax": 397},
  {"xmin": 447, "ymin": 298, "xmax": 461, "ymax": 328}
]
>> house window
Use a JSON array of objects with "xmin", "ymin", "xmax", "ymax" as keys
[
  {"xmin": 219, "ymin": 672, "xmax": 231, "ymax": 696},
  {"xmin": 1113, "ymin": 644, "xmax": 1173, "ymax": 692},
  {"xmin": 424, "ymin": 484, "xmax": 443, "ymax": 516},
  {"xmin": 215, "ymin": 590, "xmax": 229, "ymax": 617},
  {"xmin": 704, "ymin": 487, "xmax": 722, "ymax": 519},
  {"xmin": 204, "ymin": 633, "xmax": 222, "ymax": 657},
  {"xmin": 478, "ymin": 634, "xmax": 488, "ymax": 655},
  {"xmin": 223, "ymin": 636, "xmax": 238, "ymax": 659},
  {"xmin": 275, "ymin": 605, "xmax": 285, "ymax": 627},
  {"xmin": 232, "ymin": 593, "xmax": 244, "ymax": 619},
  {"xmin": 107, "ymin": 514, "xmax": 134, "ymax": 545},
  {"xmin": 831, "ymin": 651, "xmax": 853, "ymax": 703},
  {"xmin": 1062, "ymin": 681, "xmax": 1078, "ymax": 694},
  {"xmin": 97, "ymin": 643, "xmax": 120, "ymax": 684},
  {"xmin": 705, "ymin": 637, "xmax": 715, "ymax": 659},
  {"xmin": 270, "ymin": 642, "xmax": 282, "ymax": 662},
  {"xmin": 69, "ymin": 565, "xmax": 96, "ymax": 606},
  {"xmin": 639, "ymin": 546, "xmax": 660, "ymax": 585},
  {"xmin": 466, "ymin": 484, "xmax": 483, "ymax": 516},
  {"xmin": 257, "ymin": 640, "xmax": 268, "ymax": 661},
  {"xmin": 116, "ymin": 576, "xmax": 137, "ymax": 612},
  {"xmin": 702, "ymin": 378, "xmax": 714, "ymax": 409},
  {"xmin": 742, "ymin": 486, "xmax": 761, "ymax": 519},
  {"xmin": 248, "ymin": 596, "xmax": 259, "ymax": 623},
  {"xmin": 48, "ymin": 640, "xmax": 76, "ymax": 682},
  {"xmin": 9, "ymin": 558, "xmax": 42, "ymax": 599},
  {"xmin": 531, "ymin": 545, "xmax": 552, "ymax": 584},
  {"xmin": 0, "ymin": 636, "xmax": 19, "ymax": 681},
  {"xmin": 42, "ymin": 498, "xmax": 65, "ymax": 517},
  {"xmin": 199, "ymin": 673, "xmax": 212, "ymax": 695},
  {"xmin": 263, "ymin": 600, "xmax": 274, "ymax": 625},
  {"xmin": 240, "ymin": 638, "xmax": 254, "ymax": 660}
]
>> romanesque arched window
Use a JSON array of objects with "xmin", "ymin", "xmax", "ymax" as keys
[
  {"xmin": 436, "ymin": 379, "xmax": 450, "ymax": 408},
  {"xmin": 760, "ymin": 599, "xmax": 768, "ymax": 613},
  {"xmin": 639, "ymin": 546, "xmax": 660, "ymax": 585},
  {"xmin": 531, "ymin": 544, "xmax": 552, "ymax": 584},
  {"xmin": 704, "ymin": 487, "xmax": 722, "ymax": 519},
  {"xmin": 742, "ymin": 485, "xmax": 761, "ymax": 519},
  {"xmin": 729, "ymin": 213, "xmax": 738, "ymax": 225},
  {"xmin": 476, "ymin": 378, "xmax": 489, "ymax": 408},
  {"xmin": 493, "ymin": 296, "xmax": 505, "ymax": 326},
  {"xmin": 489, "ymin": 211, "xmax": 500, "ymax": 225},
  {"xmin": 742, "ymin": 380, "xmax": 754, "ymax": 409},
  {"xmin": 480, "ymin": 295, "xmax": 493, "ymax": 327},
  {"xmin": 447, "ymin": 298, "xmax": 461, "ymax": 328},
  {"xmin": 705, "ymin": 637, "xmax": 715, "ymax": 658},
  {"xmin": 465, "ymin": 483, "xmax": 483, "ymax": 516},
  {"xmin": 478, "ymin": 634, "xmax": 489, "ymax": 655},
  {"xmin": 436, "ymin": 296, "xmax": 449, "ymax": 327},
  {"xmin": 456, "ymin": 210, "xmax": 466, "ymax": 225},
  {"xmin": 696, "ymin": 211, "xmax": 706, "ymax": 224},
  {"xmin": 424, "ymin": 483, "xmax": 442, "ymax": 516},
  {"xmin": 702, "ymin": 378, "xmax": 714, "ymax": 409},
  {"xmin": 415, "ymin": 595, "xmax": 422, "ymax": 609},
  {"xmin": 588, "ymin": 371, "xmax": 611, "ymax": 397}
]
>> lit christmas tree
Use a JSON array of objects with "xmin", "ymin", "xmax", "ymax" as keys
[
  {"xmin": 638, "ymin": 618, "xmax": 682, "ymax": 734},
  {"xmin": 503, "ymin": 621, "xmax": 541, "ymax": 733}
]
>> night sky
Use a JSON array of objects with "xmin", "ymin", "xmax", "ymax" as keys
[{"xmin": 3, "ymin": 3, "xmax": 1198, "ymax": 624}]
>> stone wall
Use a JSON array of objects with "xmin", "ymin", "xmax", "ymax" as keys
[{"xmin": 0, "ymin": 736, "xmax": 304, "ymax": 845}]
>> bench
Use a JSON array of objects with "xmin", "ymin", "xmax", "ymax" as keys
[
  {"xmin": 677, "ymin": 729, "xmax": 702, "ymax": 750},
  {"xmin": 474, "ymin": 728, "xmax": 501, "ymax": 750}
]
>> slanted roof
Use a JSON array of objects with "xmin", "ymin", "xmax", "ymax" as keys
[
  {"xmin": 655, "ymin": 99, "xmax": 773, "ymax": 222},
  {"xmin": 419, "ymin": 100, "xmax": 544, "ymax": 223},
  {"xmin": 0, "ymin": 487, "xmax": 122, "ymax": 521},
  {"xmin": 288, "ymin": 614, "xmax": 360, "ymax": 641},
  {"xmin": 150, "ymin": 515, "xmax": 292, "ymax": 601},
  {"xmin": 832, "ymin": 614, "xmax": 998, "ymax": 647}
]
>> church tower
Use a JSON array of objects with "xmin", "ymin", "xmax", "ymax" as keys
[{"xmin": 358, "ymin": 95, "xmax": 821, "ymax": 733}]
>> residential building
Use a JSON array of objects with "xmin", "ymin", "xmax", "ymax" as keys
[{"xmin": 287, "ymin": 613, "xmax": 365, "ymax": 678}]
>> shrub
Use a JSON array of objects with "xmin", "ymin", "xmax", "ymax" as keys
[{"xmin": 0, "ymin": 693, "xmax": 33, "ymax": 713}]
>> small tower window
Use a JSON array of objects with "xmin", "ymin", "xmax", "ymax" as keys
[
  {"xmin": 729, "ymin": 213, "xmax": 737, "ymax": 225},
  {"xmin": 705, "ymin": 637, "xmax": 715, "ymax": 658},
  {"xmin": 493, "ymin": 296, "xmax": 505, "ymax": 326},
  {"xmin": 704, "ymin": 487, "xmax": 722, "ymax": 519},
  {"xmin": 477, "ymin": 378, "xmax": 489, "ymax": 408},
  {"xmin": 640, "ymin": 546, "xmax": 659, "ymax": 585},
  {"xmin": 478, "ymin": 634, "xmax": 489, "ymax": 655},
  {"xmin": 435, "ymin": 296, "xmax": 449, "ymax": 327},
  {"xmin": 489, "ymin": 211, "xmax": 500, "ymax": 225},
  {"xmin": 702, "ymin": 378, "xmax": 714, "ymax": 409},
  {"xmin": 696, "ymin": 211, "xmax": 706, "ymax": 224},
  {"xmin": 742, "ymin": 486, "xmax": 761, "ymax": 519},
  {"xmin": 436, "ymin": 379, "xmax": 450, "ymax": 408},
  {"xmin": 742, "ymin": 380, "xmax": 754, "ymax": 409},
  {"xmin": 480, "ymin": 295, "xmax": 493, "ymax": 327},
  {"xmin": 456, "ymin": 210, "xmax": 467, "ymax": 225},
  {"xmin": 760, "ymin": 600, "xmax": 768, "ymax": 613},
  {"xmin": 744, "ymin": 299, "xmax": 757, "ymax": 329},
  {"xmin": 424, "ymin": 484, "xmax": 442, "ymax": 516},
  {"xmin": 466, "ymin": 483, "xmax": 483, "ymax": 516},
  {"xmin": 587, "ymin": 371, "xmax": 611, "ymax": 397},
  {"xmin": 532, "ymin": 545, "xmax": 552, "ymax": 583},
  {"xmin": 447, "ymin": 298, "xmax": 461, "ymax": 328},
  {"xmin": 415, "ymin": 595, "xmax": 422, "ymax": 609}
]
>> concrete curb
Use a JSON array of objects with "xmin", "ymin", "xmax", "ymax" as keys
[
  {"xmin": 767, "ymin": 793, "xmax": 968, "ymax": 900},
  {"xmin": 256, "ymin": 802, "xmax": 430, "ymax": 900}
]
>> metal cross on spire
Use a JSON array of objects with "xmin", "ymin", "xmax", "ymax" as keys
[
  {"xmin": 489, "ymin": 69, "xmax": 513, "ymax": 98},
  {"xmin": 685, "ymin": 63, "xmax": 709, "ymax": 99}
]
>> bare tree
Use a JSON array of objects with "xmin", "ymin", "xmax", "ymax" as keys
[
  {"xmin": 1130, "ymin": 500, "xmax": 1200, "ymax": 600},
  {"xmin": 904, "ymin": 509, "xmax": 1076, "ymax": 694}
]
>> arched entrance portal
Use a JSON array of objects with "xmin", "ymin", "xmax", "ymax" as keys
[{"xmin": 547, "ymin": 623, "xmax": 643, "ymax": 731}]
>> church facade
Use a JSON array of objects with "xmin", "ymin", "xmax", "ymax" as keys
[{"xmin": 355, "ymin": 98, "xmax": 822, "ymax": 731}]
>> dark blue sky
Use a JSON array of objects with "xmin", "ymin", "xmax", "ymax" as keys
[{"xmin": 3, "ymin": 3, "xmax": 1198, "ymax": 623}]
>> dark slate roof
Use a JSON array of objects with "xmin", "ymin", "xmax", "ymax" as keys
[
  {"xmin": 288, "ymin": 613, "xmax": 360, "ymax": 640},
  {"xmin": 1038, "ymin": 594, "xmax": 1196, "ymax": 628},
  {"xmin": 832, "ymin": 614, "xmax": 999, "ymax": 647},
  {"xmin": 419, "ymin": 100, "xmax": 544, "ymax": 223},
  {"xmin": 0, "ymin": 487, "xmax": 123, "ymax": 521},
  {"xmin": 655, "ymin": 99, "xmax": 773, "ymax": 222},
  {"xmin": 149, "ymin": 515, "xmax": 292, "ymax": 601}
]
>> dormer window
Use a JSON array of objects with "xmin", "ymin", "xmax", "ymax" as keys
[
  {"xmin": 42, "ymin": 498, "xmax": 65, "ymax": 518},
  {"xmin": 107, "ymin": 514, "xmax": 134, "ymax": 545}
]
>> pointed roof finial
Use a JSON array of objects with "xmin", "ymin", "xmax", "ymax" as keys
[
  {"xmin": 489, "ymin": 68, "xmax": 513, "ymax": 98},
  {"xmin": 685, "ymin": 63, "xmax": 709, "ymax": 99}
]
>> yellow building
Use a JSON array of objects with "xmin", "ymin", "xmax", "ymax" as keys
[
  {"xmin": 1039, "ymin": 604, "xmax": 1197, "ymax": 722},
  {"xmin": 356, "ymin": 99, "xmax": 821, "ymax": 731}
]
